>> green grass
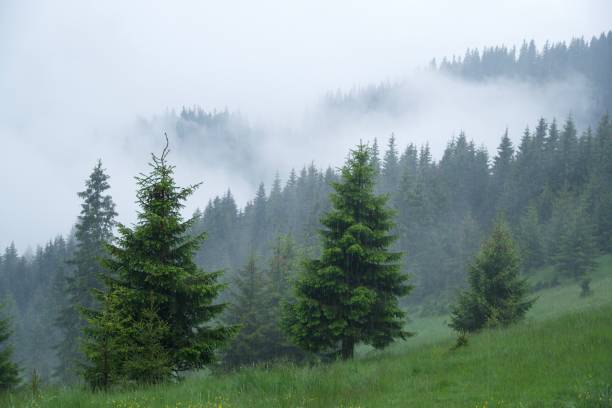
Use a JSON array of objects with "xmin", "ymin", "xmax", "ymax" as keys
[{"xmin": 3, "ymin": 256, "xmax": 611, "ymax": 407}]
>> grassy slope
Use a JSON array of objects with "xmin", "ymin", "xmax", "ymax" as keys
[{"xmin": 3, "ymin": 256, "xmax": 612, "ymax": 408}]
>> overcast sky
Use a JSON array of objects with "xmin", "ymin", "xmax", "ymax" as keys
[{"xmin": 1, "ymin": 0, "xmax": 610, "ymax": 252}]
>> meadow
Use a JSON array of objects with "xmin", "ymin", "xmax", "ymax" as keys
[{"xmin": 2, "ymin": 256, "xmax": 611, "ymax": 408}]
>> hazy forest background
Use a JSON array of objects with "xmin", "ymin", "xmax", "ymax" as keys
[{"xmin": 1, "ymin": 31, "xmax": 611, "ymax": 384}]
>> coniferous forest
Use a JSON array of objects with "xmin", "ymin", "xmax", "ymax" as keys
[{"xmin": 1, "ymin": 20, "xmax": 612, "ymax": 407}]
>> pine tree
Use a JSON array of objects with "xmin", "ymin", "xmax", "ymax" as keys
[
  {"xmin": 223, "ymin": 255, "xmax": 275, "ymax": 367},
  {"xmin": 560, "ymin": 116, "xmax": 579, "ymax": 187},
  {"xmin": 266, "ymin": 235, "xmax": 304, "ymax": 361},
  {"xmin": 56, "ymin": 160, "xmax": 116, "ymax": 383},
  {"xmin": 450, "ymin": 220, "xmax": 535, "ymax": 333},
  {"xmin": 382, "ymin": 133, "xmax": 400, "ymax": 194},
  {"xmin": 517, "ymin": 205, "xmax": 545, "ymax": 272},
  {"xmin": 267, "ymin": 173, "xmax": 286, "ymax": 236},
  {"xmin": 491, "ymin": 129, "xmax": 515, "ymax": 213},
  {"xmin": 82, "ymin": 289, "xmax": 129, "ymax": 389},
  {"xmin": 492, "ymin": 129, "xmax": 514, "ymax": 182},
  {"xmin": 0, "ymin": 302, "xmax": 19, "ymax": 391},
  {"xmin": 556, "ymin": 206, "xmax": 598, "ymax": 292},
  {"xmin": 370, "ymin": 138, "xmax": 381, "ymax": 175},
  {"xmin": 269, "ymin": 235, "xmax": 299, "ymax": 301},
  {"xmin": 284, "ymin": 143, "xmax": 412, "ymax": 360},
  {"xmin": 82, "ymin": 287, "xmax": 172, "ymax": 389},
  {"xmin": 83, "ymin": 140, "xmax": 234, "ymax": 387}
]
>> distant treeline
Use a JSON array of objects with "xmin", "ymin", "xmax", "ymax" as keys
[
  {"xmin": 325, "ymin": 31, "xmax": 612, "ymax": 119},
  {"xmin": 438, "ymin": 31, "xmax": 612, "ymax": 117}
]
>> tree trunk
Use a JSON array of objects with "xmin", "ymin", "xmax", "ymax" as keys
[{"xmin": 341, "ymin": 337, "xmax": 354, "ymax": 360}]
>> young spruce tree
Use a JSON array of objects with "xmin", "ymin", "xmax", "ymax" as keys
[
  {"xmin": 450, "ymin": 220, "xmax": 535, "ymax": 333},
  {"xmin": 284, "ymin": 143, "xmax": 412, "ymax": 360},
  {"xmin": 223, "ymin": 255, "xmax": 275, "ymax": 367},
  {"xmin": 56, "ymin": 160, "xmax": 116, "ymax": 383},
  {"xmin": 0, "ymin": 302, "xmax": 19, "ymax": 391},
  {"xmin": 265, "ymin": 235, "xmax": 304, "ymax": 361},
  {"xmin": 556, "ymin": 206, "xmax": 598, "ymax": 296},
  {"xmin": 83, "ymin": 139, "xmax": 234, "ymax": 388}
]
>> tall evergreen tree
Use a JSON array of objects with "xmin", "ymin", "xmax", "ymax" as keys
[
  {"xmin": 381, "ymin": 133, "xmax": 400, "ymax": 194},
  {"xmin": 556, "ymin": 206, "xmax": 598, "ymax": 293},
  {"xmin": 491, "ymin": 129, "xmax": 515, "ymax": 213},
  {"xmin": 492, "ymin": 129, "xmax": 514, "ymax": 182},
  {"xmin": 284, "ymin": 143, "xmax": 411, "ymax": 360},
  {"xmin": 56, "ymin": 160, "xmax": 116, "ymax": 382},
  {"xmin": 265, "ymin": 235, "xmax": 304, "ymax": 361},
  {"xmin": 223, "ymin": 255, "xmax": 275, "ymax": 367},
  {"xmin": 0, "ymin": 302, "xmax": 19, "ymax": 391},
  {"xmin": 560, "ymin": 116, "xmax": 579, "ymax": 187},
  {"xmin": 83, "ymin": 140, "xmax": 234, "ymax": 388},
  {"xmin": 250, "ymin": 183, "xmax": 268, "ymax": 254},
  {"xmin": 516, "ymin": 204, "xmax": 545, "ymax": 272},
  {"xmin": 370, "ymin": 138, "xmax": 381, "ymax": 176},
  {"xmin": 267, "ymin": 173, "xmax": 286, "ymax": 236},
  {"xmin": 450, "ymin": 220, "xmax": 534, "ymax": 333},
  {"xmin": 269, "ymin": 235, "xmax": 299, "ymax": 300}
]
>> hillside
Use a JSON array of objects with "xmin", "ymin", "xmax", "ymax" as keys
[{"xmin": 3, "ymin": 255, "xmax": 610, "ymax": 408}]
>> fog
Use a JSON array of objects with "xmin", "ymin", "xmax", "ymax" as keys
[{"xmin": 1, "ymin": 0, "xmax": 610, "ymax": 251}]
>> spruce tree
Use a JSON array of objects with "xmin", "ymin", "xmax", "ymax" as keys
[
  {"xmin": 269, "ymin": 235, "xmax": 299, "ymax": 303},
  {"xmin": 491, "ymin": 129, "xmax": 514, "ymax": 213},
  {"xmin": 450, "ymin": 220, "xmax": 535, "ymax": 333},
  {"xmin": 492, "ymin": 130, "xmax": 514, "ymax": 183},
  {"xmin": 56, "ymin": 160, "xmax": 116, "ymax": 383},
  {"xmin": 82, "ymin": 289, "xmax": 129, "ymax": 389},
  {"xmin": 0, "ymin": 302, "xmax": 19, "ymax": 391},
  {"xmin": 266, "ymin": 235, "xmax": 304, "ymax": 361},
  {"xmin": 223, "ymin": 255, "xmax": 275, "ymax": 367},
  {"xmin": 370, "ymin": 138, "xmax": 381, "ymax": 175},
  {"xmin": 556, "ymin": 206, "xmax": 598, "ymax": 294},
  {"xmin": 382, "ymin": 133, "xmax": 400, "ymax": 194},
  {"xmin": 82, "ymin": 287, "xmax": 172, "ymax": 388},
  {"xmin": 284, "ymin": 143, "xmax": 412, "ymax": 360},
  {"xmin": 517, "ymin": 205, "xmax": 545, "ymax": 272},
  {"xmin": 83, "ymin": 140, "xmax": 234, "ymax": 387}
]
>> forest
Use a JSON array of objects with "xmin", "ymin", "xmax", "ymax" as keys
[{"xmin": 1, "ymin": 27, "xmax": 612, "ymax": 407}]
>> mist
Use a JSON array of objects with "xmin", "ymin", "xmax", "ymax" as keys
[{"xmin": 1, "ymin": 0, "xmax": 610, "ymax": 251}]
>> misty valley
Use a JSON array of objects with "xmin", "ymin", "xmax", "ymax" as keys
[{"xmin": 1, "ymin": 10, "xmax": 612, "ymax": 408}]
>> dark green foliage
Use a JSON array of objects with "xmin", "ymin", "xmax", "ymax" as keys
[
  {"xmin": 81, "ymin": 290, "xmax": 125, "ymax": 389},
  {"xmin": 224, "ymin": 256, "xmax": 275, "ymax": 367},
  {"xmin": 450, "ymin": 221, "xmax": 535, "ymax": 333},
  {"xmin": 516, "ymin": 205, "xmax": 545, "ymax": 272},
  {"xmin": 265, "ymin": 235, "xmax": 305, "ymax": 361},
  {"xmin": 370, "ymin": 138, "xmax": 381, "ymax": 176},
  {"xmin": 83, "ymin": 142, "xmax": 234, "ymax": 388},
  {"xmin": 381, "ymin": 134, "xmax": 400, "ymax": 195},
  {"xmin": 56, "ymin": 160, "xmax": 116, "ymax": 383},
  {"xmin": 223, "ymin": 236, "xmax": 304, "ymax": 368},
  {"xmin": 0, "ymin": 303, "xmax": 19, "ymax": 391},
  {"xmin": 284, "ymin": 143, "xmax": 412, "ymax": 360},
  {"xmin": 268, "ymin": 235, "xmax": 299, "ymax": 300},
  {"xmin": 82, "ymin": 288, "xmax": 172, "ymax": 389},
  {"xmin": 452, "ymin": 331, "xmax": 468, "ymax": 350},
  {"xmin": 556, "ymin": 205, "xmax": 598, "ymax": 284}
]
